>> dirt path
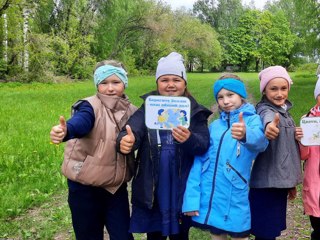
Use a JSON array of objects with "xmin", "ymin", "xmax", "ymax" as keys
[{"xmin": 279, "ymin": 190, "xmax": 311, "ymax": 240}]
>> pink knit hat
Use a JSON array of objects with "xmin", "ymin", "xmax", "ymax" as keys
[{"xmin": 258, "ymin": 66, "xmax": 293, "ymax": 93}]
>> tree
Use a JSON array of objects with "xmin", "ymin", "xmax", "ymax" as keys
[
  {"xmin": 193, "ymin": 0, "xmax": 243, "ymax": 31},
  {"xmin": 193, "ymin": 0, "xmax": 244, "ymax": 70},
  {"xmin": 93, "ymin": 0, "xmax": 149, "ymax": 61},
  {"xmin": 223, "ymin": 10, "xmax": 260, "ymax": 71},
  {"xmin": 266, "ymin": 0, "xmax": 320, "ymax": 63},
  {"xmin": 173, "ymin": 11, "xmax": 222, "ymax": 71},
  {"xmin": 30, "ymin": 0, "xmax": 97, "ymax": 79},
  {"xmin": 257, "ymin": 10, "xmax": 296, "ymax": 68},
  {"xmin": 193, "ymin": 0, "xmax": 217, "ymax": 27}
]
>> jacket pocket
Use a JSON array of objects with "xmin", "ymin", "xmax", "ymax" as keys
[{"xmin": 224, "ymin": 161, "xmax": 248, "ymax": 189}]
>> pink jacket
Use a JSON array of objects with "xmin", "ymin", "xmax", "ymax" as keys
[{"xmin": 300, "ymin": 143, "xmax": 320, "ymax": 217}]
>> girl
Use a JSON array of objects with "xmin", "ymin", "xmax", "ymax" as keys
[
  {"xmin": 50, "ymin": 60, "xmax": 137, "ymax": 240},
  {"xmin": 297, "ymin": 75, "xmax": 320, "ymax": 240},
  {"xmin": 249, "ymin": 66, "xmax": 302, "ymax": 240},
  {"xmin": 117, "ymin": 52, "xmax": 211, "ymax": 240},
  {"xmin": 182, "ymin": 74, "xmax": 268, "ymax": 240}
]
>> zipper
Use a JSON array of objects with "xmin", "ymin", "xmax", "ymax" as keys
[
  {"xmin": 236, "ymin": 142, "xmax": 240, "ymax": 157},
  {"xmin": 205, "ymin": 113, "xmax": 230, "ymax": 224},
  {"xmin": 226, "ymin": 161, "xmax": 247, "ymax": 184},
  {"xmin": 147, "ymin": 130, "xmax": 156, "ymax": 208},
  {"xmin": 178, "ymin": 147, "xmax": 182, "ymax": 177}
]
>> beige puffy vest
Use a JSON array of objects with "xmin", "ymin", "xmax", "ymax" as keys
[{"xmin": 61, "ymin": 93, "xmax": 137, "ymax": 194}]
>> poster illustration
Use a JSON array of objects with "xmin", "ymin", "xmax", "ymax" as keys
[
  {"xmin": 145, "ymin": 95, "xmax": 191, "ymax": 130},
  {"xmin": 300, "ymin": 117, "xmax": 320, "ymax": 146}
]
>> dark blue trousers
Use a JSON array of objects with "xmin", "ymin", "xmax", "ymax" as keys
[{"xmin": 67, "ymin": 179, "xmax": 133, "ymax": 240}]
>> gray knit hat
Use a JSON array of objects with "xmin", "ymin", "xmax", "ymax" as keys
[{"xmin": 155, "ymin": 52, "xmax": 187, "ymax": 82}]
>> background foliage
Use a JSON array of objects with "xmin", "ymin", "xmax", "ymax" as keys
[{"xmin": 0, "ymin": 0, "xmax": 319, "ymax": 82}]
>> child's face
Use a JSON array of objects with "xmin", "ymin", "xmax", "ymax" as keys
[
  {"xmin": 97, "ymin": 75, "xmax": 125, "ymax": 97},
  {"xmin": 157, "ymin": 75, "xmax": 186, "ymax": 96},
  {"xmin": 217, "ymin": 88, "xmax": 242, "ymax": 112},
  {"xmin": 264, "ymin": 78, "xmax": 289, "ymax": 107}
]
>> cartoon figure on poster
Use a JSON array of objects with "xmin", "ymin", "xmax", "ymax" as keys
[
  {"xmin": 156, "ymin": 109, "xmax": 168, "ymax": 128},
  {"xmin": 179, "ymin": 110, "xmax": 188, "ymax": 126}
]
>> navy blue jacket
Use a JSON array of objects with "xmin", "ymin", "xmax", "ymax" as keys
[{"xmin": 116, "ymin": 91, "xmax": 211, "ymax": 211}]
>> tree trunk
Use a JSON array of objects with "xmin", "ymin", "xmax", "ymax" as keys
[
  {"xmin": 255, "ymin": 59, "xmax": 259, "ymax": 72},
  {"xmin": 23, "ymin": 9, "xmax": 30, "ymax": 72},
  {"xmin": 3, "ymin": 13, "xmax": 7, "ymax": 64}
]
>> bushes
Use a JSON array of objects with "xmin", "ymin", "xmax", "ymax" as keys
[{"xmin": 296, "ymin": 63, "xmax": 318, "ymax": 74}]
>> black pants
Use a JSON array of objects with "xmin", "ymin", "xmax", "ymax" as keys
[
  {"xmin": 67, "ymin": 180, "xmax": 133, "ymax": 240},
  {"xmin": 310, "ymin": 216, "xmax": 320, "ymax": 240},
  {"xmin": 146, "ymin": 215, "xmax": 191, "ymax": 240}
]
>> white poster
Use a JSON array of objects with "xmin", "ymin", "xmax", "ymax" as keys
[
  {"xmin": 145, "ymin": 95, "xmax": 191, "ymax": 130},
  {"xmin": 300, "ymin": 117, "xmax": 320, "ymax": 146}
]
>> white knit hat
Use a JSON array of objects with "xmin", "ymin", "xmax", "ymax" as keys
[
  {"xmin": 314, "ymin": 75, "xmax": 320, "ymax": 99},
  {"xmin": 155, "ymin": 52, "xmax": 187, "ymax": 82}
]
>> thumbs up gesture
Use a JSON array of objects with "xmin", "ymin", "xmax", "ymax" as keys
[
  {"xmin": 265, "ymin": 113, "xmax": 280, "ymax": 140},
  {"xmin": 50, "ymin": 116, "xmax": 67, "ymax": 144},
  {"xmin": 231, "ymin": 112, "xmax": 246, "ymax": 140},
  {"xmin": 120, "ymin": 125, "xmax": 136, "ymax": 154}
]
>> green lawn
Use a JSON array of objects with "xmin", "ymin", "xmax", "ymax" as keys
[{"xmin": 0, "ymin": 71, "xmax": 317, "ymax": 238}]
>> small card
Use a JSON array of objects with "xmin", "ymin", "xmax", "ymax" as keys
[
  {"xmin": 300, "ymin": 117, "xmax": 320, "ymax": 146},
  {"xmin": 145, "ymin": 95, "xmax": 191, "ymax": 130}
]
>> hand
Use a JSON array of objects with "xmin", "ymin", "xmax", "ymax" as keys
[
  {"xmin": 265, "ymin": 113, "xmax": 280, "ymax": 140},
  {"xmin": 50, "ymin": 116, "xmax": 67, "ymax": 144},
  {"xmin": 288, "ymin": 187, "xmax": 297, "ymax": 200},
  {"xmin": 184, "ymin": 211, "xmax": 199, "ymax": 217},
  {"xmin": 295, "ymin": 127, "xmax": 303, "ymax": 142},
  {"xmin": 231, "ymin": 112, "xmax": 246, "ymax": 140},
  {"xmin": 120, "ymin": 125, "xmax": 135, "ymax": 154},
  {"xmin": 172, "ymin": 126, "xmax": 191, "ymax": 143}
]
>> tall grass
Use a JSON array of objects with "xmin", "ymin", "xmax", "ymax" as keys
[{"xmin": 0, "ymin": 71, "xmax": 317, "ymax": 238}]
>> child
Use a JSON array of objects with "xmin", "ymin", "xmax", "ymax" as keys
[
  {"xmin": 50, "ymin": 60, "xmax": 137, "ymax": 240},
  {"xmin": 182, "ymin": 74, "xmax": 268, "ymax": 240},
  {"xmin": 296, "ymin": 75, "xmax": 320, "ymax": 240},
  {"xmin": 117, "ymin": 52, "xmax": 212, "ymax": 240},
  {"xmin": 249, "ymin": 66, "xmax": 302, "ymax": 240}
]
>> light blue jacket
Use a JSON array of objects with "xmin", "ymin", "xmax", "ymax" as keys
[{"xmin": 182, "ymin": 103, "xmax": 268, "ymax": 233}]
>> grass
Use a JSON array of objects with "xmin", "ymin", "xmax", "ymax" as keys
[{"xmin": 0, "ymin": 71, "xmax": 317, "ymax": 239}]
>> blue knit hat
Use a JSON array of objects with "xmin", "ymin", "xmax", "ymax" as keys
[
  {"xmin": 94, "ymin": 65, "xmax": 128, "ymax": 88},
  {"xmin": 213, "ymin": 78, "xmax": 247, "ymax": 101},
  {"xmin": 156, "ymin": 52, "xmax": 187, "ymax": 82}
]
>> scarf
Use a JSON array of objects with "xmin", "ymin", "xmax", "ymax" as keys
[{"xmin": 309, "ymin": 105, "xmax": 320, "ymax": 117}]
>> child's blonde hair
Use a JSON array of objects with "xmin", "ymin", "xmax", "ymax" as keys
[
  {"xmin": 94, "ymin": 60, "xmax": 126, "ymax": 72},
  {"xmin": 218, "ymin": 73, "xmax": 242, "ymax": 81}
]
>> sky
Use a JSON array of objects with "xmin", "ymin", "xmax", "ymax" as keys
[{"xmin": 162, "ymin": 0, "xmax": 268, "ymax": 10}]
